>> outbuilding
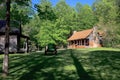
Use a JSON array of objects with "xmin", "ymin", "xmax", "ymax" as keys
[{"xmin": 0, "ymin": 20, "xmax": 29, "ymax": 53}]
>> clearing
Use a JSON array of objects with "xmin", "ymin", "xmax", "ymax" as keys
[{"xmin": 0, "ymin": 48, "xmax": 120, "ymax": 80}]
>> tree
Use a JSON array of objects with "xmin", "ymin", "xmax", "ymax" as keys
[
  {"xmin": 10, "ymin": 3, "xmax": 31, "ymax": 25},
  {"xmin": 0, "ymin": 3, "xmax": 6, "ymax": 19},
  {"xmin": 93, "ymin": 0, "xmax": 117, "ymax": 24},
  {"xmin": 35, "ymin": 0, "xmax": 56, "ymax": 21},
  {"xmin": 10, "ymin": 1, "xmax": 32, "ymax": 37},
  {"xmin": 92, "ymin": 0, "xmax": 119, "ymax": 47},
  {"xmin": 116, "ymin": 0, "xmax": 120, "ymax": 23},
  {"xmin": 54, "ymin": 0, "xmax": 77, "ymax": 40},
  {"xmin": 75, "ymin": 2, "xmax": 82, "ymax": 13},
  {"xmin": 23, "ymin": 15, "xmax": 41, "ymax": 49},
  {"xmin": 36, "ymin": 18, "xmax": 69, "ymax": 47},
  {"xmin": 1, "ymin": 0, "xmax": 31, "ymax": 77},
  {"xmin": 2, "ymin": 0, "xmax": 10, "ymax": 77},
  {"xmin": 35, "ymin": 0, "xmax": 98, "ymax": 47},
  {"xmin": 76, "ymin": 4, "xmax": 98, "ymax": 29}
]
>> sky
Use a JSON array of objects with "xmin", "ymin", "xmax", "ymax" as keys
[
  {"xmin": 51, "ymin": 0, "xmax": 95, "ymax": 6},
  {"xmin": 32, "ymin": 0, "xmax": 96, "ymax": 7}
]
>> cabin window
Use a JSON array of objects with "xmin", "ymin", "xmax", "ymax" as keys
[
  {"xmin": 82, "ymin": 39, "xmax": 84, "ymax": 45},
  {"xmin": 79, "ymin": 40, "xmax": 82, "ymax": 45},
  {"xmin": 71, "ymin": 41, "xmax": 74, "ymax": 44},
  {"xmin": 74, "ymin": 40, "xmax": 77, "ymax": 45},
  {"xmin": 78, "ymin": 40, "xmax": 80, "ymax": 45},
  {"xmin": 78, "ymin": 39, "xmax": 89, "ymax": 46},
  {"xmin": 85, "ymin": 39, "xmax": 89, "ymax": 46}
]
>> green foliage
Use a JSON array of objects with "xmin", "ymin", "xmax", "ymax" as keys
[
  {"xmin": 12, "ymin": 0, "xmax": 30, "ymax": 6},
  {"xmin": 0, "ymin": 0, "xmax": 31, "ymax": 25},
  {"xmin": 93, "ymin": 0, "xmax": 120, "ymax": 47},
  {"xmin": 54, "ymin": 0, "xmax": 77, "ymax": 31},
  {"xmin": 1, "ymin": 0, "xmax": 120, "ymax": 48},
  {"xmin": 76, "ymin": 4, "xmax": 98, "ymax": 29},
  {"xmin": 0, "ymin": 3, "xmax": 6, "ymax": 19},
  {"xmin": 0, "ymin": 0, "xmax": 5, "ymax": 4},
  {"xmin": 36, "ymin": 19, "xmax": 69, "ymax": 46},
  {"xmin": 116, "ymin": 0, "xmax": 120, "ymax": 23},
  {"xmin": 93, "ymin": 0, "xmax": 117, "ymax": 23},
  {"xmin": 10, "ymin": 2, "xmax": 31, "ymax": 25},
  {"xmin": 23, "ymin": 15, "xmax": 41, "ymax": 44},
  {"xmin": 75, "ymin": 2, "xmax": 82, "ymax": 13},
  {"xmin": 34, "ymin": 0, "xmax": 73, "ymax": 47},
  {"xmin": 28, "ymin": 0, "xmax": 99, "ymax": 47},
  {"xmin": 35, "ymin": 0, "xmax": 56, "ymax": 21}
]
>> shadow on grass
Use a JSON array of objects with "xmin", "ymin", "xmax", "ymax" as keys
[
  {"xmin": 89, "ymin": 50, "xmax": 120, "ymax": 80},
  {"xmin": 18, "ymin": 57, "xmax": 55, "ymax": 80},
  {"xmin": 0, "ymin": 49, "xmax": 120, "ymax": 80},
  {"xmin": 70, "ymin": 49, "xmax": 94, "ymax": 80},
  {"xmin": 0, "ymin": 50, "xmax": 79, "ymax": 80}
]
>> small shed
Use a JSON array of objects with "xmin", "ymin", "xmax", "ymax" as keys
[
  {"xmin": 67, "ymin": 27, "xmax": 103, "ymax": 48},
  {"xmin": 0, "ymin": 20, "xmax": 29, "ymax": 53}
]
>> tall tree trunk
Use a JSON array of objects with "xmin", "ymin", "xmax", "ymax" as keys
[
  {"xmin": 19, "ymin": 18, "xmax": 22, "ymax": 35},
  {"xmin": 2, "ymin": 0, "xmax": 10, "ymax": 77}
]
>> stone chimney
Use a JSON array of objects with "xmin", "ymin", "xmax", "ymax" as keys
[
  {"xmin": 93, "ymin": 26, "xmax": 97, "ymax": 36},
  {"xmin": 73, "ymin": 31, "xmax": 77, "ymax": 34}
]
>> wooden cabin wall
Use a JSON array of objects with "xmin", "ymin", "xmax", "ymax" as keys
[
  {"xmin": 88, "ymin": 32, "xmax": 102, "ymax": 47},
  {"xmin": 68, "ymin": 33, "xmax": 102, "ymax": 48},
  {"xmin": 0, "ymin": 35, "xmax": 17, "ymax": 52},
  {"xmin": 0, "ymin": 35, "xmax": 5, "ymax": 52},
  {"xmin": 9, "ymin": 35, "xmax": 17, "ymax": 52}
]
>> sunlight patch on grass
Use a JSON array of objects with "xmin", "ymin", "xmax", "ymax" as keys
[
  {"xmin": 77, "ymin": 47, "xmax": 120, "ymax": 51},
  {"xmin": 56, "ymin": 58, "xmax": 64, "ymax": 61},
  {"xmin": 63, "ymin": 65, "xmax": 76, "ymax": 71},
  {"xmin": 0, "ymin": 55, "xmax": 3, "ymax": 59},
  {"xmin": 42, "ymin": 67, "xmax": 55, "ymax": 72}
]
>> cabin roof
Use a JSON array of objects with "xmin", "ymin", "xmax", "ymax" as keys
[
  {"xmin": 67, "ymin": 29, "xmax": 93, "ymax": 41},
  {"xmin": 0, "ymin": 20, "xmax": 6, "ymax": 29},
  {"xmin": 0, "ymin": 20, "xmax": 29, "ymax": 39},
  {"xmin": 0, "ymin": 20, "xmax": 19, "ymax": 33}
]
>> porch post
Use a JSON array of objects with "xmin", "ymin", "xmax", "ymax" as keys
[
  {"xmin": 80, "ymin": 40, "xmax": 81, "ymax": 45},
  {"xmin": 17, "ymin": 35, "xmax": 20, "ymax": 52},
  {"xmin": 78, "ymin": 40, "xmax": 80, "ymax": 47},
  {"xmin": 74, "ymin": 40, "xmax": 75, "ymax": 48},
  {"xmin": 84, "ymin": 39, "xmax": 86, "ymax": 46},
  {"xmin": 77, "ymin": 40, "xmax": 78, "ymax": 48},
  {"xmin": 77, "ymin": 40, "xmax": 79, "ymax": 45},
  {"xmin": 26, "ymin": 38, "xmax": 29, "ymax": 53},
  {"xmin": 68, "ymin": 41, "xmax": 70, "ymax": 48},
  {"xmin": 81, "ymin": 39, "xmax": 82, "ymax": 45}
]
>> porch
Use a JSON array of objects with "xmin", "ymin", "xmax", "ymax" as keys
[{"xmin": 68, "ymin": 39, "xmax": 89, "ymax": 48}]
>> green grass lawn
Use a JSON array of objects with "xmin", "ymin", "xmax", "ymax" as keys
[{"xmin": 0, "ymin": 48, "xmax": 120, "ymax": 80}]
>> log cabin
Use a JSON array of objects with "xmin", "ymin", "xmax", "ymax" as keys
[
  {"xmin": 0, "ymin": 20, "xmax": 29, "ymax": 53},
  {"xmin": 67, "ymin": 27, "xmax": 103, "ymax": 49}
]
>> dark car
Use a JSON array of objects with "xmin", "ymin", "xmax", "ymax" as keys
[{"xmin": 45, "ymin": 44, "xmax": 57, "ymax": 55}]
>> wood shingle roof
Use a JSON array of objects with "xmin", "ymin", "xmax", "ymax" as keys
[{"xmin": 67, "ymin": 29, "xmax": 93, "ymax": 41}]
